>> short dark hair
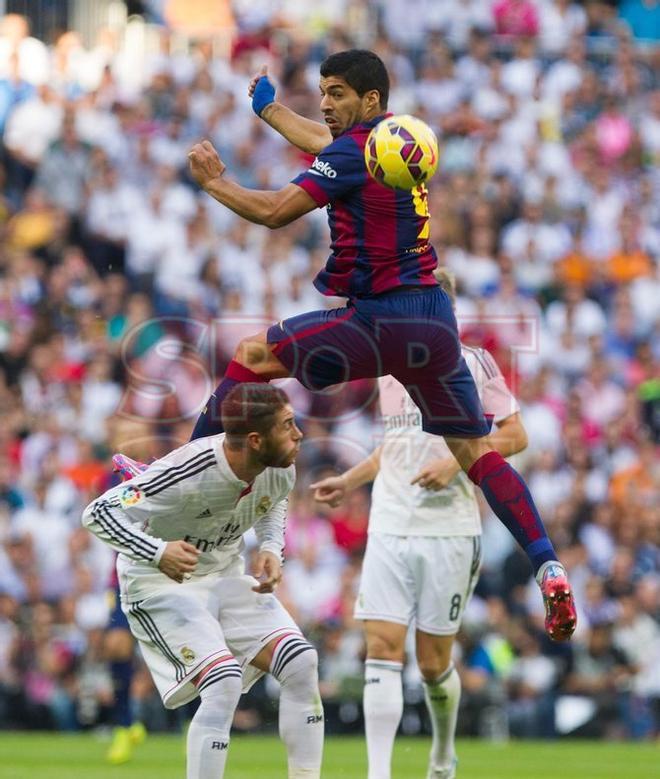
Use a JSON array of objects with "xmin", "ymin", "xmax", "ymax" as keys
[
  {"xmin": 320, "ymin": 49, "xmax": 389, "ymax": 110},
  {"xmin": 221, "ymin": 383, "xmax": 289, "ymax": 440}
]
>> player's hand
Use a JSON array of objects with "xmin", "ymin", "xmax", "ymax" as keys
[
  {"xmin": 310, "ymin": 475, "xmax": 347, "ymax": 508},
  {"xmin": 252, "ymin": 551, "xmax": 282, "ymax": 593},
  {"xmin": 188, "ymin": 140, "xmax": 226, "ymax": 189},
  {"xmin": 158, "ymin": 540, "xmax": 201, "ymax": 583},
  {"xmin": 248, "ymin": 65, "xmax": 276, "ymax": 116},
  {"xmin": 411, "ymin": 457, "xmax": 461, "ymax": 491}
]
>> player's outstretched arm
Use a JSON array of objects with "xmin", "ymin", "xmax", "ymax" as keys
[
  {"xmin": 249, "ymin": 65, "xmax": 332, "ymax": 155},
  {"xmin": 189, "ymin": 140, "xmax": 317, "ymax": 228},
  {"xmin": 311, "ymin": 446, "xmax": 382, "ymax": 507}
]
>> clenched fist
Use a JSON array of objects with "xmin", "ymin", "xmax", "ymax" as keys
[
  {"xmin": 158, "ymin": 540, "xmax": 201, "ymax": 583},
  {"xmin": 188, "ymin": 140, "xmax": 226, "ymax": 189}
]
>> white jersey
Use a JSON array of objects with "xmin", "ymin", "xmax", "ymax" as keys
[
  {"xmin": 371, "ymin": 347, "xmax": 519, "ymax": 537},
  {"xmin": 82, "ymin": 434, "xmax": 294, "ymax": 599}
]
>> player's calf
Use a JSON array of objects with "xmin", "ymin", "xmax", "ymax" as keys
[
  {"xmin": 269, "ymin": 633, "xmax": 324, "ymax": 779},
  {"xmin": 187, "ymin": 657, "xmax": 242, "ymax": 779}
]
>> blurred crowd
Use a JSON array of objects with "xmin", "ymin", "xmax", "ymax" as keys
[{"xmin": 0, "ymin": 0, "xmax": 658, "ymax": 742}]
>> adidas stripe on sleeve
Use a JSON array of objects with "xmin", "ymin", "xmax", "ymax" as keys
[
  {"xmin": 82, "ymin": 493, "xmax": 168, "ymax": 566},
  {"xmin": 81, "ymin": 446, "xmax": 217, "ymax": 566}
]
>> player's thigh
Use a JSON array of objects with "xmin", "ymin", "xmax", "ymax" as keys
[
  {"xmin": 216, "ymin": 575, "xmax": 302, "ymax": 687},
  {"xmin": 412, "ymin": 535, "xmax": 482, "ymax": 636},
  {"xmin": 415, "ymin": 631, "xmax": 455, "ymax": 680},
  {"xmin": 105, "ymin": 585, "xmax": 134, "ymax": 659},
  {"xmin": 124, "ymin": 584, "xmax": 228, "ymax": 708},
  {"xmin": 403, "ymin": 356, "xmax": 491, "ymax": 439},
  {"xmin": 104, "ymin": 627, "xmax": 134, "ymax": 660},
  {"xmin": 364, "ymin": 288, "xmax": 462, "ymax": 380},
  {"xmin": 355, "ymin": 533, "xmax": 416, "ymax": 628},
  {"xmin": 363, "ymin": 620, "xmax": 408, "ymax": 662},
  {"xmin": 266, "ymin": 306, "xmax": 382, "ymax": 389}
]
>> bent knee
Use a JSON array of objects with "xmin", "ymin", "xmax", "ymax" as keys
[
  {"xmin": 365, "ymin": 632, "xmax": 406, "ymax": 663},
  {"xmin": 234, "ymin": 335, "xmax": 287, "ymax": 378},
  {"xmin": 196, "ymin": 655, "xmax": 243, "ymax": 698},
  {"xmin": 418, "ymin": 659, "xmax": 452, "ymax": 682}
]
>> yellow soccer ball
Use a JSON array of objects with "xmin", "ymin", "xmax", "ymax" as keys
[{"xmin": 364, "ymin": 114, "xmax": 439, "ymax": 190}]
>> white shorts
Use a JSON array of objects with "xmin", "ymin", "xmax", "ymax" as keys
[
  {"xmin": 123, "ymin": 573, "xmax": 300, "ymax": 709},
  {"xmin": 354, "ymin": 533, "xmax": 482, "ymax": 635}
]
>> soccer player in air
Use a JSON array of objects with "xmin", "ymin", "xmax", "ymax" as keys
[
  {"xmin": 84, "ymin": 385, "xmax": 323, "ymax": 779},
  {"xmin": 184, "ymin": 48, "xmax": 576, "ymax": 640},
  {"xmin": 311, "ymin": 269, "xmax": 527, "ymax": 779}
]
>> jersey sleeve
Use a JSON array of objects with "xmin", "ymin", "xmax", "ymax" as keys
[
  {"xmin": 81, "ymin": 480, "xmax": 169, "ymax": 566},
  {"xmin": 291, "ymin": 136, "xmax": 364, "ymax": 207},
  {"xmin": 478, "ymin": 350, "xmax": 520, "ymax": 424},
  {"xmin": 253, "ymin": 497, "xmax": 288, "ymax": 559},
  {"xmin": 253, "ymin": 466, "xmax": 294, "ymax": 559}
]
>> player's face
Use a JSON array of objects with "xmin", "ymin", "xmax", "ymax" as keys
[
  {"xmin": 319, "ymin": 76, "xmax": 379, "ymax": 137},
  {"xmin": 257, "ymin": 404, "xmax": 303, "ymax": 468}
]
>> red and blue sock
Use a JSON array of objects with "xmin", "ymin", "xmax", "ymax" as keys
[{"xmin": 468, "ymin": 451, "xmax": 556, "ymax": 575}]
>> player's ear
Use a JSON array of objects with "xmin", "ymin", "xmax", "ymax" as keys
[
  {"xmin": 364, "ymin": 89, "xmax": 381, "ymax": 112},
  {"xmin": 246, "ymin": 431, "xmax": 263, "ymax": 452}
]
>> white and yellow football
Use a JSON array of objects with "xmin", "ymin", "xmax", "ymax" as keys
[{"xmin": 364, "ymin": 114, "xmax": 439, "ymax": 190}]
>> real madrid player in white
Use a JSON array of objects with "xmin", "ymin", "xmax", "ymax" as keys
[
  {"xmin": 82, "ymin": 384, "xmax": 323, "ymax": 779},
  {"xmin": 312, "ymin": 271, "xmax": 529, "ymax": 779}
]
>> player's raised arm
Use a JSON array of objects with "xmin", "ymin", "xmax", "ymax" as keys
[
  {"xmin": 188, "ymin": 140, "xmax": 317, "ymax": 229},
  {"xmin": 311, "ymin": 446, "xmax": 382, "ymax": 507},
  {"xmin": 249, "ymin": 65, "xmax": 332, "ymax": 155}
]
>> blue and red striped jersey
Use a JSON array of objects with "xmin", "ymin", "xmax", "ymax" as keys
[{"xmin": 292, "ymin": 114, "xmax": 438, "ymax": 299}]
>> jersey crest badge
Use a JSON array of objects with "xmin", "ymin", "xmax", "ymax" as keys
[
  {"xmin": 256, "ymin": 496, "xmax": 272, "ymax": 516},
  {"xmin": 119, "ymin": 484, "xmax": 143, "ymax": 508},
  {"xmin": 180, "ymin": 646, "xmax": 196, "ymax": 664}
]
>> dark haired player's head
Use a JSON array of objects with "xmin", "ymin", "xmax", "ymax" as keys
[
  {"xmin": 319, "ymin": 49, "xmax": 390, "ymax": 137},
  {"xmin": 221, "ymin": 383, "xmax": 302, "ymax": 468}
]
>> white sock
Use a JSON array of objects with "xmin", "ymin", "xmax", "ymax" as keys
[
  {"xmin": 423, "ymin": 663, "xmax": 461, "ymax": 775},
  {"xmin": 535, "ymin": 560, "xmax": 566, "ymax": 584},
  {"xmin": 270, "ymin": 634, "xmax": 324, "ymax": 779},
  {"xmin": 363, "ymin": 659, "xmax": 403, "ymax": 779},
  {"xmin": 186, "ymin": 659, "xmax": 242, "ymax": 779}
]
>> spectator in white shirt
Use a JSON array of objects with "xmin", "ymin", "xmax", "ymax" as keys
[{"xmin": 0, "ymin": 14, "xmax": 49, "ymax": 86}]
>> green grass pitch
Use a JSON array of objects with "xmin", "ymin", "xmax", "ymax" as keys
[{"xmin": 0, "ymin": 733, "xmax": 655, "ymax": 778}]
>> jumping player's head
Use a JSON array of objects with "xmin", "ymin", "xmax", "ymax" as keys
[
  {"xmin": 221, "ymin": 383, "xmax": 302, "ymax": 468},
  {"xmin": 434, "ymin": 267, "xmax": 457, "ymax": 308},
  {"xmin": 319, "ymin": 49, "xmax": 389, "ymax": 137}
]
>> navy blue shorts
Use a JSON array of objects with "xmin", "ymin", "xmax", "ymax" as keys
[
  {"xmin": 267, "ymin": 286, "xmax": 491, "ymax": 437},
  {"xmin": 106, "ymin": 583, "xmax": 130, "ymax": 631}
]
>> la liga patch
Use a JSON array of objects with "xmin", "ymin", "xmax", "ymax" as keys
[{"xmin": 119, "ymin": 484, "xmax": 144, "ymax": 508}]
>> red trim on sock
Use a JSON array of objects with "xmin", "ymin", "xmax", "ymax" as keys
[
  {"xmin": 467, "ymin": 450, "xmax": 505, "ymax": 485},
  {"xmin": 271, "ymin": 631, "xmax": 299, "ymax": 654},
  {"xmin": 195, "ymin": 654, "xmax": 235, "ymax": 686},
  {"xmin": 225, "ymin": 360, "xmax": 268, "ymax": 383}
]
